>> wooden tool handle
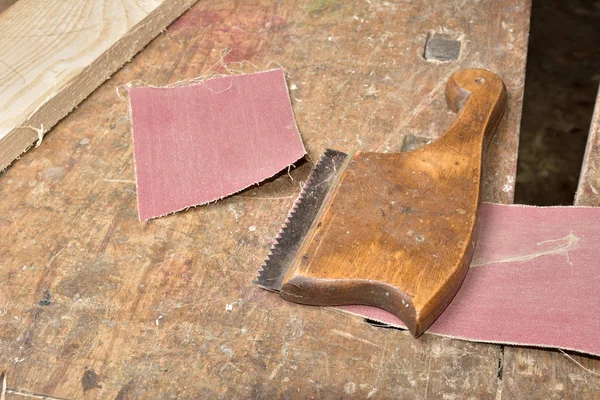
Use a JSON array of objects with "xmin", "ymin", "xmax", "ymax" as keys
[
  {"xmin": 443, "ymin": 69, "xmax": 507, "ymax": 153},
  {"xmin": 280, "ymin": 68, "xmax": 507, "ymax": 337}
]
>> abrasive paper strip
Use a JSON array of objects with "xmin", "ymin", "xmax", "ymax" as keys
[
  {"xmin": 129, "ymin": 69, "xmax": 306, "ymax": 220},
  {"xmin": 340, "ymin": 202, "xmax": 600, "ymax": 357}
]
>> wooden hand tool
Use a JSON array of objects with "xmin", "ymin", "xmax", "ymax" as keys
[{"xmin": 255, "ymin": 69, "xmax": 507, "ymax": 337}]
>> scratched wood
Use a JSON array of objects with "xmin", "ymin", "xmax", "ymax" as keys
[
  {"xmin": 0, "ymin": 0, "xmax": 530, "ymax": 398},
  {"xmin": 499, "ymin": 88, "xmax": 600, "ymax": 399},
  {"xmin": 0, "ymin": 0, "xmax": 199, "ymax": 171}
]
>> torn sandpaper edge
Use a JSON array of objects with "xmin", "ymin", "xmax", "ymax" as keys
[
  {"xmin": 338, "ymin": 202, "xmax": 600, "ymax": 357},
  {"xmin": 129, "ymin": 69, "xmax": 306, "ymax": 220}
]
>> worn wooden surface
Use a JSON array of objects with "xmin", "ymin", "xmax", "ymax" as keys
[
  {"xmin": 0, "ymin": 0, "xmax": 199, "ymax": 170},
  {"xmin": 5, "ymin": 0, "xmax": 589, "ymax": 398}
]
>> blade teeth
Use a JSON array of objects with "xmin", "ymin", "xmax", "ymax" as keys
[
  {"xmin": 262, "ymin": 152, "xmax": 326, "ymax": 253},
  {"xmin": 264, "ymin": 150, "xmax": 342, "ymax": 248},
  {"xmin": 255, "ymin": 149, "xmax": 349, "ymax": 290}
]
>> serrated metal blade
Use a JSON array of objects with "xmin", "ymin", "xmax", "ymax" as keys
[{"xmin": 254, "ymin": 149, "xmax": 348, "ymax": 291}]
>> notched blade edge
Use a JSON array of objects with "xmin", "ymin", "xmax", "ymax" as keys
[{"xmin": 254, "ymin": 149, "xmax": 348, "ymax": 291}]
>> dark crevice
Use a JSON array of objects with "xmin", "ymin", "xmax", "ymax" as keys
[
  {"xmin": 364, "ymin": 318, "xmax": 404, "ymax": 330},
  {"xmin": 495, "ymin": 345, "xmax": 505, "ymax": 400},
  {"xmin": 497, "ymin": 345, "xmax": 505, "ymax": 380},
  {"xmin": 515, "ymin": 0, "xmax": 600, "ymax": 205}
]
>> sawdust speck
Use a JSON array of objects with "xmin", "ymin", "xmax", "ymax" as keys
[
  {"xmin": 502, "ymin": 175, "xmax": 515, "ymax": 193},
  {"xmin": 344, "ymin": 382, "xmax": 357, "ymax": 394}
]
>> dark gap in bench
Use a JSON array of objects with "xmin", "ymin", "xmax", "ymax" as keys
[{"xmin": 515, "ymin": 0, "xmax": 600, "ymax": 205}]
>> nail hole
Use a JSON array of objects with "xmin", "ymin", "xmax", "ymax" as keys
[{"xmin": 475, "ymin": 77, "xmax": 485, "ymax": 84}]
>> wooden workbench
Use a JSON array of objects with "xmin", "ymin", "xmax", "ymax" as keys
[{"xmin": 1, "ymin": 0, "xmax": 598, "ymax": 398}]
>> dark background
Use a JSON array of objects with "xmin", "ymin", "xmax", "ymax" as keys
[{"xmin": 515, "ymin": 0, "xmax": 600, "ymax": 205}]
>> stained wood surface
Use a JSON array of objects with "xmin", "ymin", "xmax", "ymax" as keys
[
  {"xmin": 0, "ymin": 0, "xmax": 561, "ymax": 398},
  {"xmin": 280, "ymin": 69, "xmax": 507, "ymax": 337},
  {"xmin": 0, "ymin": 0, "xmax": 199, "ymax": 171}
]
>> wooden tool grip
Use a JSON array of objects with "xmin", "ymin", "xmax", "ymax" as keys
[
  {"xmin": 279, "ymin": 69, "xmax": 507, "ymax": 337},
  {"xmin": 444, "ymin": 68, "xmax": 507, "ymax": 152}
]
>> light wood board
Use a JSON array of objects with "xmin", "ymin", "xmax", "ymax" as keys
[
  {"xmin": 575, "ymin": 85, "xmax": 600, "ymax": 207},
  {"xmin": 0, "ymin": 0, "xmax": 199, "ymax": 171}
]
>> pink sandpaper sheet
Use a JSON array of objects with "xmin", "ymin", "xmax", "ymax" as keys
[
  {"xmin": 129, "ymin": 69, "xmax": 306, "ymax": 220},
  {"xmin": 340, "ymin": 203, "xmax": 600, "ymax": 356}
]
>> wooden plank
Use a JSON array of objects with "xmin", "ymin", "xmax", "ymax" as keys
[
  {"xmin": 0, "ymin": 0, "xmax": 199, "ymax": 171},
  {"xmin": 575, "ymin": 85, "xmax": 600, "ymax": 207},
  {"xmin": 0, "ymin": 0, "xmax": 530, "ymax": 398}
]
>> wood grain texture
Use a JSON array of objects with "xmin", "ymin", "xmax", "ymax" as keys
[
  {"xmin": 0, "ymin": 0, "xmax": 530, "ymax": 398},
  {"xmin": 0, "ymin": 0, "xmax": 199, "ymax": 171},
  {"xmin": 575, "ymin": 85, "xmax": 600, "ymax": 207},
  {"xmin": 280, "ymin": 69, "xmax": 507, "ymax": 337}
]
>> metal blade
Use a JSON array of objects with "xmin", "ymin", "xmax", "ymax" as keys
[{"xmin": 254, "ymin": 149, "xmax": 348, "ymax": 291}]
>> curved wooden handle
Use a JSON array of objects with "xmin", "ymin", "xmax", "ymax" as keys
[
  {"xmin": 280, "ymin": 69, "xmax": 507, "ymax": 337},
  {"xmin": 443, "ymin": 68, "xmax": 507, "ymax": 153}
]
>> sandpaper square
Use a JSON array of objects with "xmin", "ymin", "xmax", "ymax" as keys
[{"xmin": 129, "ymin": 69, "xmax": 306, "ymax": 220}]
